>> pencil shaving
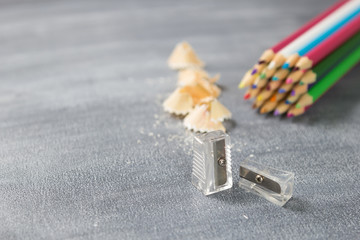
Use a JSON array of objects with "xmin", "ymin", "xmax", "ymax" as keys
[
  {"xmin": 196, "ymin": 78, "xmax": 221, "ymax": 98},
  {"xmin": 184, "ymin": 105, "xmax": 225, "ymax": 133},
  {"xmin": 177, "ymin": 69, "xmax": 208, "ymax": 86},
  {"xmin": 163, "ymin": 88, "xmax": 193, "ymax": 115},
  {"xmin": 183, "ymin": 105, "xmax": 207, "ymax": 131},
  {"xmin": 178, "ymin": 70, "xmax": 221, "ymax": 97},
  {"xmin": 198, "ymin": 112, "xmax": 225, "ymax": 133},
  {"xmin": 179, "ymin": 84, "xmax": 214, "ymax": 105},
  {"xmin": 167, "ymin": 42, "xmax": 205, "ymax": 70},
  {"xmin": 210, "ymin": 99, "xmax": 232, "ymax": 122},
  {"xmin": 177, "ymin": 69, "xmax": 220, "ymax": 86}
]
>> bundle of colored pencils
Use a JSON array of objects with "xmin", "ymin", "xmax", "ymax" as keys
[{"xmin": 239, "ymin": 0, "xmax": 360, "ymax": 117}]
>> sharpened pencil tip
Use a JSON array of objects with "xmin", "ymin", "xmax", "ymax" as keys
[
  {"xmin": 285, "ymin": 100, "xmax": 291, "ymax": 104},
  {"xmin": 272, "ymin": 76, "xmax": 278, "ymax": 81},
  {"xmin": 260, "ymin": 108, "xmax": 267, "ymax": 114},
  {"xmin": 266, "ymin": 85, "xmax": 271, "ymax": 91},
  {"xmin": 257, "ymin": 95, "xmax": 263, "ymax": 101},
  {"xmin": 286, "ymin": 78, "xmax": 293, "ymax": 84},
  {"xmin": 244, "ymin": 93, "xmax": 251, "ymax": 100},
  {"xmin": 274, "ymin": 110, "xmax": 280, "ymax": 116},
  {"xmin": 282, "ymin": 62, "xmax": 290, "ymax": 69},
  {"xmin": 291, "ymin": 90, "xmax": 296, "ymax": 96},
  {"xmin": 268, "ymin": 61, "xmax": 275, "ymax": 70},
  {"xmin": 295, "ymin": 104, "xmax": 301, "ymax": 109},
  {"xmin": 238, "ymin": 82, "xmax": 245, "ymax": 89},
  {"xmin": 278, "ymin": 89, "xmax": 286, "ymax": 93},
  {"xmin": 287, "ymin": 113, "xmax": 294, "ymax": 118},
  {"xmin": 294, "ymin": 67, "xmax": 300, "ymax": 71},
  {"xmin": 251, "ymin": 69, "xmax": 257, "ymax": 75},
  {"xmin": 252, "ymin": 84, "xmax": 257, "ymax": 89},
  {"xmin": 260, "ymin": 73, "xmax": 266, "ymax": 79}
]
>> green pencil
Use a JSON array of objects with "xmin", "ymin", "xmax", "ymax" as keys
[{"xmin": 296, "ymin": 45, "xmax": 360, "ymax": 108}]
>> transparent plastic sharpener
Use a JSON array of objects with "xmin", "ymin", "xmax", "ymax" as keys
[
  {"xmin": 239, "ymin": 155, "xmax": 294, "ymax": 206},
  {"xmin": 191, "ymin": 131, "xmax": 233, "ymax": 195}
]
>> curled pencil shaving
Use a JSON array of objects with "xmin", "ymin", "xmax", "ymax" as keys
[
  {"xmin": 178, "ymin": 68, "xmax": 220, "ymax": 86},
  {"xmin": 210, "ymin": 99, "xmax": 232, "ymax": 122},
  {"xmin": 167, "ymin": 41, "xmax": 205, "ymax": 70},
  {"xmin": 163, "ymin": 89, "xmax": 193, "ymax": 115},
  {"xmin": 179, "ymin": 83, "xmax": 219, "ymax": 105},
  {"xmin": 184, "ymin": 105, "xmax": 225, "ymax": 133}
]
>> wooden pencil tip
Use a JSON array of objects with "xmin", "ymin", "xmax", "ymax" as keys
[
  {"xmin": 244, "ymin": 93, "xmax": 251, "ymax": 100},
  {"xmin": 268, "ymin": 61, "xmax": 275, "ymax": 70},
  {"xmin": 282, "ymin": 62, "xmax": 290, "ymax": 69}
]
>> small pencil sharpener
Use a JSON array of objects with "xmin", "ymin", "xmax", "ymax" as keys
[
  {"xmin": 239, "ymin": 155, "xmax": 294, "ymax": 206},
  {"xmin": 192, "ymin": 130, "xmax": 233, "ymax": 195}
]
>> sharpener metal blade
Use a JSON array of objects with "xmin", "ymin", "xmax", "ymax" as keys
[
  {"xmin": 213, "ymin": 139, "xmax": 227, "ymax": 186},
  {"xmin": 239, "ymin": 166, "xmax": 281, "ymax": 194}
]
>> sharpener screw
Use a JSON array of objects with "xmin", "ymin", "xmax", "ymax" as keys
[
  {"xmin": 255, "ymin": 174, "xmax": 264, "ymax": 183},
  {"xmin": 218, "ymin": 157, "xmax": 226, "ymax": 167}
]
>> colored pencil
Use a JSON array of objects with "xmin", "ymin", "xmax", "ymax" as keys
[
  {"xmin": 282, "ymin": 14, "xmax": 360, "ymax": 86},
  {"xmin": 256, "ymin": 88, "xmax": 274, "ymax": 102},
  {"xmin": 252, "ymin": 100, "xmax": 264, "ymax": 109},
  {"xmin": 287, "ymin": 106, "xmax": 308, "ymax": 118},
  {"xmin": 238, "ymin": 0, "xmax": 350, "ymax": 88},
  {"xmin": 274, "ymin": 101, "xmax": 291, "ymax": 116},
  {"xmin": 260, "ymin": 101, "xmax": 278, "ymax": 114},
  {"xmin": 296, "ymin": 45, "xmax": 360, "ymax": 108},
  {"xmin": 278, "ymin": 82, "xmax": 295, "ymax": 94},
  {"xmin": 270, "ymin": 16, "xmax": 360, "ymax": 98},
  {"xmin": 251, "ymin": 68, "xmax": 276, "ymax": 89},
  {"xmin": 244, "ymin": 87, "xmax": 262, "ymax": 100},
  {"xmin": 255, "ymin": 1, "xmax": 360, "ymax": 92},
  {"xmin": 288, "ymin": 30, "xmax": 360, "ymax": 105},
  {"xmin": 277, "ymin": 32, "xmax": 360, "ymax": 107},
  {"xmin": 270, "ymin": 0, "xmax": 360, "ymax": 70},
  {"xmin": 292, "ymin": 15, "xmax": 360, "ymax": 71}
]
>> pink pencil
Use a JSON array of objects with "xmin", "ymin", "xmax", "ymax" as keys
[
  {"xmin": 250, "ymin": 0, "xmax": 349, "ymax": 75},
  {"xmin": 293, "ymin": 14, "xmax": 360, "ymax": 72}
]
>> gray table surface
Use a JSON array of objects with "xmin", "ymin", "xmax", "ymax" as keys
[{"xmin": 1, "ymin": 0, "xmax": 359, "ymax": 239}]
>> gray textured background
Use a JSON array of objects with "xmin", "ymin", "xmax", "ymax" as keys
[{"xmin": 0, "ymin": 0, "xmax": 359, "ymax": 239}]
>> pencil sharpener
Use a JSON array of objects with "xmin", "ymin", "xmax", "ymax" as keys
[
  {"xmin": 192, "ymin": 130, "xmax": 233, "ymax": 195},
  {"xmin": 239, "ymin": 155, "xmax": 294, "ymax": 206}
]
